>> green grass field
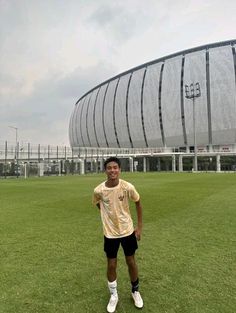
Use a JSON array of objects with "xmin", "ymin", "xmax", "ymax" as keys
[{"xmin": 1, "ymin": 173, "xmax": 236, "ymax": 313}]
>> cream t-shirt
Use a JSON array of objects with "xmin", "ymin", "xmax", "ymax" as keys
[{"xmin": 93, "ymin": 179, "xmax": 140, "ymax": 238}]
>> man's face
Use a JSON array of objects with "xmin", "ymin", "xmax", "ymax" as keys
[{"xmin": 105, "ymin": 161, "xmax": 120, "ymax": 180}]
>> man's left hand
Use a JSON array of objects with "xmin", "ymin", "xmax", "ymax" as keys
[{"xmin": 134, "ymin": 228, "xmax": 141, "ymax": 241}]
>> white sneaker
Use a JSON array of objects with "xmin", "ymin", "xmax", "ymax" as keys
[
  {"xmin": 107, "ymin": 294, "xmax": 118, "ymax": 313},
  {"xmin": 132, "ymin": 291, "xmax": 143, "ymax": 308}
]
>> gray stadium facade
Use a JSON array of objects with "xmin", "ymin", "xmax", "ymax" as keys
[{"xmin": 69, "ymin": 40, "xmax": 236, "ymax": 172}]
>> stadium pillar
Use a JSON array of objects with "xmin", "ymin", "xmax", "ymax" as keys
[
  {"xmin": 143, "ymin": 157, "xmax": 146, "ymax": 172},
  {"xmin": 58, "ymin": 160, "xmax": 62, "ymax": 176},
  {"xmin": 208, "ymin": 144, "xmax": 213, "ymax": 153},
  {"xmin": 216, "ymin": 154, "xmax": 221, "ymax": 172},
  {"xmin": 79, "ymin": 159, "xmax": 85, "ymax": 175},
  {"xmin": 157, "ymin": 158, "xmax": 161, "ymax": 171},
  {"xmin": 90, "ymin": 159, "xmax": 94, "ymax": 173},
  {"xmin": 129, "ymin": 157, "xmax": 134, "ymax": 172},
  {"xmin": 74, "ymin": 161, "xmax": 78, "ymax": 174},
  {"xmin": 179, "ymin": 155, "xmax": 183, "ymax": 172},
  {"xmin": 24, "ymin": 162, "xmax": 28, "ymax": 179},
  {"xmin": 144, "ymin": 157, "xmax": 150, "ymax": 172},
  {"xmin": 95, "ymin": 158, "xmax": 99, "ymax": 173},
  {"xmin": 172, "ymin": 155, "xmax": 176, "ymax": 172},
  {"xmin": 100, "ymin": 158, "xmax": 104, "ymax": 172},
  {"xmin": 38, "ymin": 162, "xmax": 44, "ymax": 177}
]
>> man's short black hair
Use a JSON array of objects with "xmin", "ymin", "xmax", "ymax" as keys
[{"xmin": 104, "ymin": 157, "xmax": 121, "ymax": 169}]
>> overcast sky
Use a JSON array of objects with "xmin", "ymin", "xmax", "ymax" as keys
[{"xmin": 0, "ymin": 0, "xmax": 235, "ymax": 146}]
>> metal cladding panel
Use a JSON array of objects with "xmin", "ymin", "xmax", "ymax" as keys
[
  {"xmin": 184, "ymin": 51, "xmax": 208, "ymax": 145},
  {"xmin": 87, "ymin": 90, "xmax": 98, "ymax": 147},
  {"xmin": 74, "ymin": 100, "xmax": 83, "ymax": 147},
  {"xmin": 69, "ymin": 104, "xmax": 77, "ymax": 147},
  {"xmin": 128, "ymin": 68, "xmax": 146, "ymax": 147},
  {"xmin": 80, "ymin": 95, "xmax": 91, "ymax": 146},
  {"xmin": 104, "ymin": 79, "xmax": 119, "ymax": 147},
  {"xmin": 161, "ymin": 56, "xmax": 183, "ymax": 146},
  {"xmin": 211, "ymin": 129, "xmax": 236, "ymax": 144},
  {"xmin": 143, "ymin": 63, "xmax": 162, "ymax": 147},
  {"xmin": 209, "ymin": 46, "xmax": 236, "ymax": 144},
  {"xmin": 115, "ymin": 74, "xmax": 132, "ymax": 147},
  {"xmin": 94, "ymin": 84, "xmax": 108, "ymax": 147}
]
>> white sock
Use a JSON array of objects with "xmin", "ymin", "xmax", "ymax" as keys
[{"xmin": 108, "ymin": 280, "xmax": 118, "ymax": 297}]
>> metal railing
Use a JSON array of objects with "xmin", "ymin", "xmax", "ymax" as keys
[{"xmin": 1, "ymin": 141, "xmax": 236, "ymax": 178}]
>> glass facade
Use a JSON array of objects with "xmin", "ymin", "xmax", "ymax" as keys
[{"xmin": 69, "ymin": 40, "xmax": 236, "ymax": 149}]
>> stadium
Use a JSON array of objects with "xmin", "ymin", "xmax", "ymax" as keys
[{"xmin": 69, "ymin": 39, "xmax": 236, "ymax": 172}]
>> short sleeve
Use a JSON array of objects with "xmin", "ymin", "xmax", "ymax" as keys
[
  {"xmin": 128, "ymin": 184, "xmax": 140, "ymax": 202},
  {"xmin": 93, "ymin": 189, "xmax": 101, "ymax": 205}
]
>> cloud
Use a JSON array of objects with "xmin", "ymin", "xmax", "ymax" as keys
[
  {"xmin": 0, "ymin": 0, "xmax": 236, "ymax": 146},
  {"xmin": 0, "ymin": 60, "xmax": 117, "ymax": 145},
  {"xmin": 86, "ymin": 1, "xmax": 154, "ymax": 44}
]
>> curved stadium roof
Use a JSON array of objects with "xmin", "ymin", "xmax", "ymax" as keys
[{"xmin": 69, "ymin": 39, "xmax": 236, "ymax": 149}]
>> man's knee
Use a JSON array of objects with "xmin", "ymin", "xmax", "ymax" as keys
[
  {"xmin": 107, "ymin": 258, "xmax": 117, "ymax": 272},
  {"xmin": 125, "ymin": 255, "xmax": 136, "ymax": 267}
]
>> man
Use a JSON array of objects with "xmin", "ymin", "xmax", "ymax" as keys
[{"xmin": 93, "ymin": 157, "xmax": 143, "ymax": 312}]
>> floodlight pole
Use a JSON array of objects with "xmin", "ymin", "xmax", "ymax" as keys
[
  {"xmin": 192, "ymin": 96, "xmax": 197, "ymax": 171},
  {"xmin": 185, "ymin": 83, "xmax": 201, "ymax": 172}
]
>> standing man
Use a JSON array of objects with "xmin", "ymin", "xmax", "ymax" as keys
[{"xmin": 93, "ymin": 157, "xmax": 143, "ymax": 312}]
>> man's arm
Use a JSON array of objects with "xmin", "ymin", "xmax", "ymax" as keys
[
  {"xmin": 93, "ymin": 189, "xmax": 101, "ymax": 210},
  {"xmin": 134, "ymin": 199, "xmax": 142, "ymax": 241}
]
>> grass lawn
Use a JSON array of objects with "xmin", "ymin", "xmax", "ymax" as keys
[{"xmin": 0, "ymin": 173, "xmax": 236, "ymax": 313}]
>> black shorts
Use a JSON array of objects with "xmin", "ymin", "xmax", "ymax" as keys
[{"xmin": 104, "ymin": 232, "xmax": 138, "ymax": 259}]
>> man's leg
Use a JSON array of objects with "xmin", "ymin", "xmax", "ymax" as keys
[
  {"xmin": 125, "ymin": 255, "xmax": 143, "ymax": 308},
  {"xmin": 125, "ymin": 255, "xmax": 138, "ymax": 283},
  {"xmin": 121, "ymin": 233, "xmax": 139, "ymax": 289},
  {"xmin": 107, "ymin": 257, "xmax": 117, "ymax": 282},
  {"xmin": 106, "ymin": 258, "xmax": 118, "ymax": 313},
  {"xmin": 104, "ymin": 234, "xmax": 120, "ymax": 313}
]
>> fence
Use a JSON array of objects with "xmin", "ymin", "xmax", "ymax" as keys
[
  {"xmin": 1, "ymin": 141, "xmax": 236, "ymax": 178},
  {"xmin": 0, "ymin": 141, "xmax": 76, "ymax": 178}
]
